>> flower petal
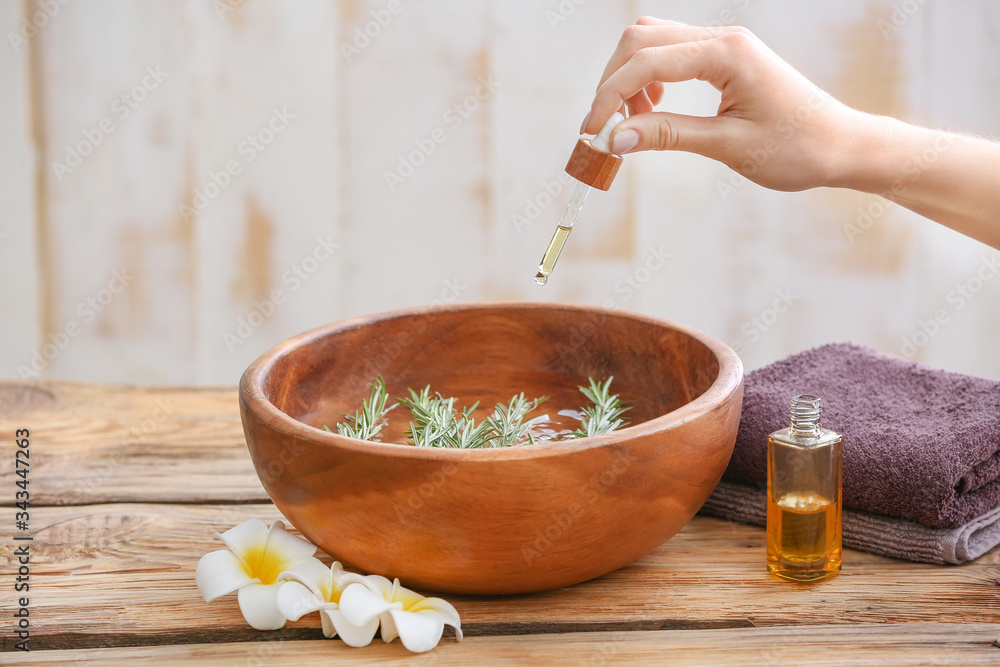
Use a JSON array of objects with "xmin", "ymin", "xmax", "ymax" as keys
[
  {"xmin": 325, "ymin": 609, "xmax": 380, "ymax": 648},
  {"xmin": 380, "ymin": 609, "xmax": 398, "ymax": 643},
  {"xmin": 238, "ymin": 583, "xmax": 287, "ymax": 630},
  {"xmin": 215, "ymin": 518, "xmax": 270, "ymax": 563},
  {"xmin": 196, "ymin": 549, "xmax": 254, "ymax": 602},
  {"xmin": 264, "ymin": 521, "xmax": 317, "ymax": 563},
  {"xmin": 277, "ymin": 556, "xmax": 332, "ymax": 598},
  {"xmin": 360, "ymin": 573, "xmax": 395, "ymax": 599},
  {"xmin": 389, "ymin": 609, "xmax": 445, "ymax": 653},
  {"xmin": 276, "ymin": 581, "xmax": 323, "ymax": 622},
  {"xmin": 335, "ymin": 567, "xmax": 372, "ymax": 591},
  {"xmin": 339, "ymin": 582, "xmax": 393, "ymax": 626},
  {"xmin": 319, "ymin": 609, "xmax": 337, "ymax": 638},
  {"xmin": 409, "ymin": 597, "xmax": 463, "ymax": 641},
  {"xmin": 390, "ymin": 579, "xmax": 428, "ymax": 609}
]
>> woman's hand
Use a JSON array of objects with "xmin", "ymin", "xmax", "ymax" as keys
[
  {"xmin": 582, "ymin": 17, "xmax": 1000, "ymax": 248},
  {"xmin": 582, "ymin": 17, "xmax": 862, "ymax": 192}
]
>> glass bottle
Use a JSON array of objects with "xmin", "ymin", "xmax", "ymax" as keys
[{"xmin": 766, "ymin": 394, "xmax": 842, "ymax": 582}]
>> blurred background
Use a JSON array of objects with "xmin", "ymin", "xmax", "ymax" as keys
[{"xmin": 2, "ymin": 0, "xmax": 999, "ymax": 385}]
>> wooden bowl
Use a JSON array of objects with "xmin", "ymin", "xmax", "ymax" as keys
[{"xmin": 239, "ymin": 303, "xmax": 743, "ymax": 595}]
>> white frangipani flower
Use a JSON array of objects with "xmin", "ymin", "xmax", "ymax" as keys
[
  {"xmin": 275, "ymin": 560, "xmax": 381, "ymax": 647},
  {"xmin": 338, "ymin": 575, "xmax": 464, "ymax": 653},
  {"xmin": 195, "ymin": 518, "xmax": 318, "ymax": 630}
]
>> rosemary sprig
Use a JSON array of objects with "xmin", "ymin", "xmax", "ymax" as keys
[
  {"xmin": 483, "ymin": 393, "xmax": 548, "ymax": 448},
  {"xmin": 323, "ymin": 376, "xmax": 392, "ymax": 441},
  {"xmin": 570, "ymin": 376, "xmax": 630, "ymax": 438},
  {"xmin": 327, "ymin": 376, "xmax": 626, "ymax": 447},
  {"xmin": 398, "ymin": 388, "xmax": 546, "ymax": 448},
  {"xmin": 399, "ymin": 387, "xmax": 469, "ymax": 448}
]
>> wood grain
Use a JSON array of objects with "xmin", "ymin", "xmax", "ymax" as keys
[
  {"xmin": 3, "ymin": 382, "xmax": 999, "ymax": 660},
  {"xmin": 0, "ymin": 382, "xmax": 264, "ymax": 505},
  {"xmin": 14, "ymin": 625, "xmax": 1000, "ymax": 666},
  {"xmin": 565, "ymin": 138, "xmax": 622, "ymax": 191},
  {"xmin": 1, "ymin": 502, "xmax": 997, "ymax": 651}
]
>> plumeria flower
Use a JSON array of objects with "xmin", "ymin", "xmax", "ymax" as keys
[
  {"xmin": 196, "ymin": 518, "xmax": 318, "ymax": 630},
  {"xmin": 338, "ymin": 575, "xmax": 463, "ymax": 653},
  {"xmin": 275, "ymin": 560, "xmax": 381, "ymax": 647}
]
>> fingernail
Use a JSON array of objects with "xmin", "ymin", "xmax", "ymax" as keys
[
  {"xmin": 579, "ymin": 110, "xmax": 592, "ymax": 135},
  {"xmin": 611, "ymin": 128, "xmax": 639, "ymax": 154}
]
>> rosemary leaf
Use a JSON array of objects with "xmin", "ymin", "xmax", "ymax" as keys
[
  {"xmin": 570, "ymin": 376, "xmax": 630, "ymax": 438},
  {"xmin": 484, "ymin": 393, "xmax": 548, "ymax": 448},
  {"xmin": 331, "ymin": 376, "xmax": 392, "ymax": 441}
]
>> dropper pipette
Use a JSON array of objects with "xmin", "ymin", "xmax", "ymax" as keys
[{"xmin": 534, "ymin": 111, "xmax": 626, "ymax": 286}]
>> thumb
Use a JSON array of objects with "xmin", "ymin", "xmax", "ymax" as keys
[{"xmin": 610, "ymin": 111, "xmax": 724, "ymax": 158}]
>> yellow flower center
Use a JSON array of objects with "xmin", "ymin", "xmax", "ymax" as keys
[
  {"xmin": 323, "ymin": 582, "xmax": 343, "ymax": 604},
  {"xmin": 239, "ymin": 544, "xmax": 287, "ymax": 585}
]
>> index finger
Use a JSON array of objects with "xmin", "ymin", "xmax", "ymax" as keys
[
  {"xmin": 597, "ymin": 20, "xmax": 739, "ymax": 90},
  {"xmin": 585, "ymin": 34, "xmax": 741, "ymax": 135}
]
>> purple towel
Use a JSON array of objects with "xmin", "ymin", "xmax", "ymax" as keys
[
  {"xmin": 700, "ymin": 481, "xmax": 1000, "ymax": 565},
  {"xmin": 725, "ymin": 342, "xmax": 1000, "ymax": 528}
]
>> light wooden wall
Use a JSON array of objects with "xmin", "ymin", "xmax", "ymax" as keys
[{"xmin": 3, "ymin": 0, "xmax": 999, "ymax": 385}]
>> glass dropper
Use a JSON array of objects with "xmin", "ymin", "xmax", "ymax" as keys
[
  {"xmin": 534, "ymin": 111, "xmax": 625, "ymax": 286},
  {"xmin": 535, "ymin": 182, "xmax": 590, "ymax": 285}
]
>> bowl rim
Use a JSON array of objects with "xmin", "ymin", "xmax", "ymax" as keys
[{"xmin": 240, "ymin": 301, "xmax": 743, "ymax": 461}]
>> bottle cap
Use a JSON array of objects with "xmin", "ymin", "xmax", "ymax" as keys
[{"xmin": 565, "ymin": 112, "xmax": 626, "ymax": 191}]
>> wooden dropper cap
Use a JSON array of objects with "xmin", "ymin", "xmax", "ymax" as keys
[{"xmin": 565, "ymin": 112, "xmax": 626, "ymax": 191}]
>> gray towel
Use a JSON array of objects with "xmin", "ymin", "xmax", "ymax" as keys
[
  {"xmin": 725, "ymin": 342, "xmax": 1000, "ymax": 528},
  {"xmin": 700, "ymin": 480, "xmax": 1000, "ymax": 565}
]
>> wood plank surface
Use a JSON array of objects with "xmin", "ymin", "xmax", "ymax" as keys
[
  {"xmin": 2, "ymin": 381, "xmax": 999, "ymax": 661},
  {"xmin": 0, "ymin": 382, "xmax": 264, "ymax": 504},
  {"xmin": 15, "ymin": 624, "xmax": 1000, "ymax": 666},
  {"xmin": 1, "ymin": 502, "xmax": 998, "ymax": 651}
]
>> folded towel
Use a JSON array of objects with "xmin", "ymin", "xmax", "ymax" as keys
[
  {"xmin": 700, "ymin": 481, "xmax": 1000, "ymax": 565},
  {"xmin": 725, "ymin": 342, "xmax": 1000, "ymax": 528}
]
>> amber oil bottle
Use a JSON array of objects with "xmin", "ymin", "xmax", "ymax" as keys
[{"xmin": 766, "ymin": 394, "xmax": 842, "ymax": 582}]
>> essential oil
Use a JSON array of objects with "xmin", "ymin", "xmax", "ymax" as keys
[
  {"xmin": 534, "ymin": 111, "xmax": 624, "ymax": 286},
  {"xmin": 535, "ymin": 225, "xmax": 573, "ymax": 285},
  {"xmin": 766, "ymin": 394, "xmax": 842, "ymax": 582}
]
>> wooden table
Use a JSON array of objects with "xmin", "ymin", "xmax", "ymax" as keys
[{"xmin": 2, "ymin": 382, "xmax": 999, "ymax": 665}]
